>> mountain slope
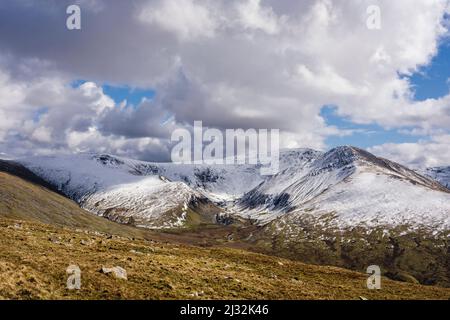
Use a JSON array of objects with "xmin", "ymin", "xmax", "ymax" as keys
[
  {"xmin": 237, "ymin": 146, "xmax": 450, "ymax": 230},
  {"xmin": 17, "ymin": 147, "xmax": 450, "ymax": 232},
  {"xmin": 3, "ymin": 158, "xmax": 450, "ymax": 298},
  {"xmin": 1, "ymin": 217, "xmax": 449, "ymax": 300},
  {"xmin": 6, "ymin": 150, "xmax": 450, "ymax": 287},
  {"xmin": 18, "ymin": 154, "xmax": 224, "ymax": 229},
  {"xmin": 425, "ymin": 166, "xmax": 450, "ymax": 189},
  {"xmin": 235, "ymin": 148, "xmax": 450, "ymax": 287},
  {"xmin": 0, "ymin": 160, "xmax": 153, "ymax": 238}
]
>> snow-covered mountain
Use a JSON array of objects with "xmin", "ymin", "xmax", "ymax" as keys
[
  {"xmin": 424, "ymin": 166, "xmax": 450, "ymax": 189},
  {"xmin": 17, "ymin": 147, "xmax": 450, "ymax": 231},
  {"xmin": 236, "ymin": 146, "xmax": 450, "ymax": 229},
  {"xmin": 18, "ymin": 154, "xmax": 225, "ymax": 229}
]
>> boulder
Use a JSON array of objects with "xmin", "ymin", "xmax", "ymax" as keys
[{"xmin": 100, "ymin": 266, "xmax": 128, "ymax": 280}]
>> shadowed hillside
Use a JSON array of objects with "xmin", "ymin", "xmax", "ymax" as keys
[{"xmin": 0, "ymin": 161, "xmax": 151, "ymax": 239}]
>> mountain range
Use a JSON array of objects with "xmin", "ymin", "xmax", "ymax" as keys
[
  {"xmin": 2, "ymin": 146, "xmax": 450, "ymax": 288},
  {"xmin": 15, "ymin": 146, "xmax": 450, "ymax": 232}
]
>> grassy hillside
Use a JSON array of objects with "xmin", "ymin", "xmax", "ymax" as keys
[
  {"xmin": 0, "ymin": 169, "xmax": 151, "ymax": 239},
  {"xmin": 1, "ymin": 218, "xmax": 450, "ymax": 300},
  {"xmin": 250, "ymin": 214, "xmax": 450, "ymax": 287}
]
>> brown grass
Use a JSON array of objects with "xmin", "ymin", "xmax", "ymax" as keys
[
  {"xmin": 0, "ymin": 172, "xmax": 153, "ymax": 238},
  {"xmin": 0, "ymin": 218, "xmax": 449, "ymax": 300}
]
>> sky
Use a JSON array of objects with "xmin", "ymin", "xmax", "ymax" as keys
[{"xmin": 0, "ymin": 0, "xmax": 449, "ymax": 168}]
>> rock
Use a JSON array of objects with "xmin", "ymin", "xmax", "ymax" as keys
[
  {"xmin": 89, "ymin": 231, "xmax": 104, "ymax": 237},
  {"xmin": 190, "ymin": 290, "xmax": 205, "ymax": 297},
  {"xmin": 244, "ymin": 233, "xmax": 253, "ymax": 241},
  {"xmin": 12, "ymin": 223, "xmax": 23, "ymax": 229},
  {"xmin": 100, "ymin": 266, "xmax": 128, "ymax": 280},
  {"xmin": 48, "ymin": 235, "xmax": 62, "ymax": 244},
  {"xmin": 359, "ymin": 296, "xmax": 369, "ymax": 300},
  {"xmin": 387, "ymin": 272, "xmax": 420, "ymax": 284},
  {"xmin": 291, "ymin": 278, "xmax": 303, "ymax": 284},
  {"xmin": 130, "ymin": 249, "xmax": 144, "ymax": 255},
  {"xmin": 80, "ymin": 239, "xmax": 94, "ymax": 246}
]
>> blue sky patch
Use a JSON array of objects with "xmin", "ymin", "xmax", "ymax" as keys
[
  {"xmin": 408, "ymin": 38, "xmax": 450, "ymax": 101},
  {"xmin": 71, "ymin": 80, "xmax": 156, "ymax": 107},
  {"xmin": 320, "ymin": 105, "xmax": 426, "ymax": 149},
  {"xmin": 102, "ymin": 85, "xmax": 156, "ymax": 107},
  {"xmin": 32, "ymin": 107, "xmax": 49, "ymax": 123}
]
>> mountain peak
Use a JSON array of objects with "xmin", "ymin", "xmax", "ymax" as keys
[
  {"xmin": 425, "ymin": 166, "xmax": 450, "ymax": 189},
  {"xmin": 312, "ymin": 146, "xmax": 362, "ymax": 172}
]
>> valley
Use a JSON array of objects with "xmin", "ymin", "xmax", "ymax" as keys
[{"xmin": 1, "ymin": 146, "xmax": 450, "ymax": 294}]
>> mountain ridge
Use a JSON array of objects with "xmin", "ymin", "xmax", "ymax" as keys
[
  {"xmin": 235, "ymin": 146, "xmax": 450, "ymax": 229},
  {"xmin": 12, "ymin": 146, "xmax": 450, "ymax": 231},
  {"xmin": 3, "ymin": 148, "xmax": 450, "ymax": 287}
]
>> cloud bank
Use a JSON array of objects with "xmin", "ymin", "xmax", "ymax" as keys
[{"xmin": 0, "ymin": 0, "xmax": 449, "ymax": 166}]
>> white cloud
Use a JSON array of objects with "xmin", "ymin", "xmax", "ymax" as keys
[
  {"xmin": 295, "ymin": 64, "xmax": 368, "ymax": 96},
  {"xmin": 31, "ymin": 126, "xmax": 53, "ymax": 143},
  {"xmin": 138, "ymin": 0, "xmax": 218, "ymax": 41},
  {"xmin": 0, "ymin": 0, "xmax": 449, "ymax": 164},
  {"xmin": 369, "ymin": 134, "xmax": 450, "ymax": 168},
  {"xmin": 236, "ymin": 0, "xmax": 282, "ymax": 35}
]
